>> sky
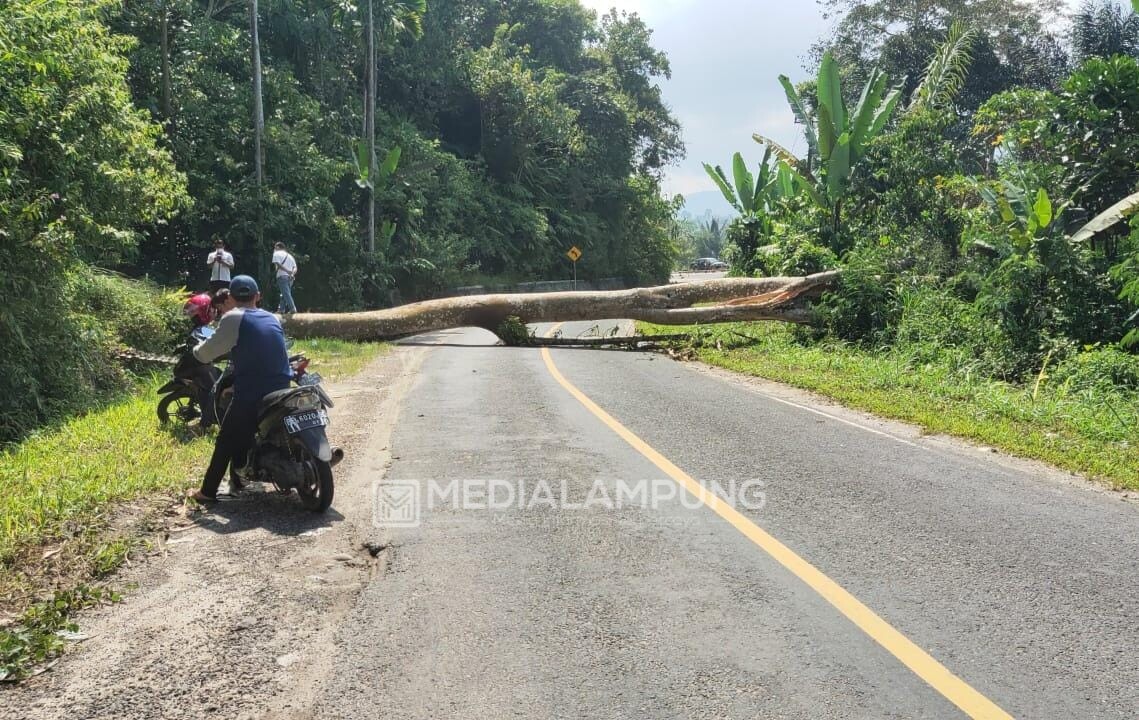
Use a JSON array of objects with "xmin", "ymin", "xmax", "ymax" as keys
[
  {"xmin": 577, "ymin": 0, "xmax": 832, "ymax": 200},
  {"xmin": 576, "ymin": 0, "xmax": 1096, "ymax": 204}
]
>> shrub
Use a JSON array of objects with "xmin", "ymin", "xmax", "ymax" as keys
[
  {"xmin": 892, "ymin": 284, "xmax": 1016, "ymax": 377},
  {"xmin": 811, "ymin": 244, "xmax": 904, "ymax": 345},
  {"xmin": 1052, "ymin": 345, "xmax": 1139, "ymax": 392},
  {"xmin": 68, "ymin": 271, "xmax": 186, "ymax": 353},
  {"xmin": 0, "ymin": 267, "xmax": 185, "ymax": 444},
  {"xmin": 753, "ymin": 234, "xmax": 838, "ymax": 277}
]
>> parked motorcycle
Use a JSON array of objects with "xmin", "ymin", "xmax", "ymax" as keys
[
  {"xmin": 216, "ymin": 352, "xmax": 342, "ymax": 513},
  {"xmin": 156, "ymin": 326, "xmax": 222, "ymax": 429}
]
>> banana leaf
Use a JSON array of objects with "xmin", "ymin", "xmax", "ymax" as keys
[
  {"xmin": 816, "ymin": 52, "xmax": 846, "ymax": 154},
  {"xmin": 732, "ymin": 153, "xmax": 755, "ymax": 215},
  {"xmin": 826, "ymin": 135, "xmax": 851, "ymax": 200},
  {"xmin": 778, "ymin": 75, "xmax": 819, "ymax": 163},
  {"xmin": 1070, "ymin": 189, "xmax": 1139, "ymax": 244},
  {"xmin": 353, "ymin": 139, "xmax": 371, "ymax": 189},
  {"xmin": 379, "ymin": 146, "xmax": 402, "ymax": 179},
  {"xmin": 1033, "ymin": 188, "xmax": 1053, "ymax": 229},
  {"xmin": 849, "ymin": 69, "xmax": 887, "ymax": 158},
  {"xmin": 753, "ymin": 134, "xmax": 817, "ymax": 186},
  {"xmin": 703, "ymin": 162, "xmax": 743, "ymax": 213}
]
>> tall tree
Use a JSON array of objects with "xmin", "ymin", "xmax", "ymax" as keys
[
  {"xmin": 250, "ymin": 0, "xmax": 266, "ymax": 271},
  {"xmin": 1071, "ymin": 0, "xmax": 1139, "ymax": 63},
  {"xmin": 362, "ymin": 0, "xmax": 425, "ymax": 253},
  {"xmin": 813, "ymin": 0, "xmax": 1069, "ymax": 114}
]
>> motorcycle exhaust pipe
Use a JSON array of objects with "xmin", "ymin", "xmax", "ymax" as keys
[{"xmin": 330, "ymin": 447, "xmax": 345, "ymax": 467}]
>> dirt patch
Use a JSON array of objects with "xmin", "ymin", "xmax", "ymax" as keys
[{"xmin": 3, "ymin": 345, "xmax": 427, "ymax": 719}]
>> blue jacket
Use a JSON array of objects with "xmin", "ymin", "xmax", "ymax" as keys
[{"xmin": 194, "ymin": 307, "xmax": 292, "ymax": 404}]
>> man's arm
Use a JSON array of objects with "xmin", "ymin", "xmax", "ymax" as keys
[
  {"xmin": 207, "ymin": 252, "xmax": 217, "ymax": 267},
  {"xmin": 193, "ymin": 310, "xmax": 243, "ymax": 363},
  {"xmin": 222, "ymin": 252, "xmax": 234, "ymax": 268}
]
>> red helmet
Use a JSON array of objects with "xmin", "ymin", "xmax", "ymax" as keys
[{"xmin": 183, "ymin": 293, "xmax": 215, "ymax": 327}]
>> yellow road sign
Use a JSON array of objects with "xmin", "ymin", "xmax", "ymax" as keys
[{"xmin": 566, "ymin": 246, "xmax": 582, "ymax": 262}]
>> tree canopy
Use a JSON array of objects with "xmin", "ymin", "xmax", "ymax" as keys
[{"xmin": 0, "ymin": 0, "xmax": 685, "ymax": 441}]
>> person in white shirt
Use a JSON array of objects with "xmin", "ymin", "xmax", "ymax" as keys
[
  {"xmin": 271, "ymin": 241, "xmax": 298, "ymax": 314},
  {"xmin": 206, "ymin": 239, "xmax": 235, "ymax": 293}
]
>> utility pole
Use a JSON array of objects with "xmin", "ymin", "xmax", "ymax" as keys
[
  {"xmin": 366, "ymin": 0, "xmax": 377, "ymax": 253},
  {"xmin": 250, "ymin": 0, "xmax": 266, "ymax": 274}
]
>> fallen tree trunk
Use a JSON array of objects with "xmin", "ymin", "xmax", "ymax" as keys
[
  {"xmin": 528, "ymin": 334, "xmax": 693, "ymax": 347},
  {"xmin": 282, "ymin": 271, "xmax": 839, "ymax": 342}
]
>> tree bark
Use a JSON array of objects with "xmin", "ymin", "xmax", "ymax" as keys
[
  {"xmin": 365, "ymin": 0, "xmax": 377, "ymax": 253},
  {"xmin": 160, "ymin": 0, "xmax": 172, "ymax": 121},
  {"xmin": 282, "ymin": 272, "xmax": 839, "ymax": 342},
  {"xmin": 249, "ymin": 0, "xmax": 266, "ymax": 273}
]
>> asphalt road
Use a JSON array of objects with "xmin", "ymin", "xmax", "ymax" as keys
[{"xmin": 313, "ymin": 323, "xmax": 1138, "ymax": 720}]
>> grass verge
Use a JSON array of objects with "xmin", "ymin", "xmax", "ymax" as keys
[
  {"xmin": 638, "ymin": 322, "xmax": 1139, "ymax": 491},
  {"xmin": 0, "ymin": 339, "xmax": 385, "ymax": 680}
]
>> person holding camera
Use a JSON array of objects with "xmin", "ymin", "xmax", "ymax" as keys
[{"xmin": 207, "ymin": 239, "xmax": 235, "ymax": 293}]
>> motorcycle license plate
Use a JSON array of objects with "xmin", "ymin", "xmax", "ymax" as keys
[{"xmin": 284, "ymin": 409, "xmax": 328, "ymax": 434}]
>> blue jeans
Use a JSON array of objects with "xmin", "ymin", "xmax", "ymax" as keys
[{"xmin": 277, "ymin": 275, "xmax": 296, "ymax": 314}]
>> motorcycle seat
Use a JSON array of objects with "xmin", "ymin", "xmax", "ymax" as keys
[{"xmin": 259, "ymin": 387, "xmax": 309, "ymax": 416}]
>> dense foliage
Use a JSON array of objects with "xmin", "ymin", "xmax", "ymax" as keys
[
  {"xmin": 0, "ymin": 0, "xmax": 682, "ymax": 442},
  {"xmin": 0, "ymin": 1, "xmax": 188, "ymax": 440},
  {"xmin": 713, "ymin": 0, "xmax": 1139, "ymax": 386},
  {"xmin": 109, "ymin": 0, "xmax": 681, "ymax": 306}
]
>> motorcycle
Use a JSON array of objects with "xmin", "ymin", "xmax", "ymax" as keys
[
  {"xmin": 157, "ymin": 325, "xmax": 222, "ymax": 429},
  {"xmin": 215, "ymin": 351, "xmax": 342, "ymax": 513}
]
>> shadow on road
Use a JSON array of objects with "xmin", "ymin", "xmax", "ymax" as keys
[{"xmin": 190, "ymin": 487, "xmax": 344, "ymax": 537}]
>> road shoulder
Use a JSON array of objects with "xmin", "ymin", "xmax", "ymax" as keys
[{"xmin": 5, "ymin": 345, "xmax": 427, "ymax": 720}]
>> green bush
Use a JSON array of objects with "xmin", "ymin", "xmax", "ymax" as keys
[
  {"xmin": 68, "ymin": 271, "xmax": 186, "ymax": 353},
  {"xmin": 1052, "ymin": 346, "xmax": 1139, "ymax": 392},
  {"xmin": 892, "ymin": 285, "xmax": 1016, "ymax": 377},
  {"xmin": 811, "ymin": 244, "xmax": 904, "ymax": 345},
  {"xmin": 0, "ymin": 268, "xmax": 184, "ymax": 444},
  {"xmin": 754, "ymin": 235, "xmax": 838, "ymax": 277}
]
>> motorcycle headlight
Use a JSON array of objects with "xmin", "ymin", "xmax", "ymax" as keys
[{"xmin": 284, "ymin": 390, "xmax": 321, "ymax": 411}]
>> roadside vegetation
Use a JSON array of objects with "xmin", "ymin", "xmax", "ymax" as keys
[
  {"xmin": 0, "ymin": 338, "xmax": 383, "ymax": 681},
  {"xmin": 668, "ymin": 0, "xmax": 1139, "ymax": 485},
  {"xmin": 0, "ymin": 339, "xmax": 384, "ymax": 602},
  {"xmin": 641, "ymin": 321, "xmax": 1139, "ymax": 490},
  {"xmin": 0, "ymin": 0, "xmax": 682, "ymax": 447}
]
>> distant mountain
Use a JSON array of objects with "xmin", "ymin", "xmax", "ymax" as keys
[{"xmin": 678, "ymin": 190, "xmax": 736, "ymax": 222}]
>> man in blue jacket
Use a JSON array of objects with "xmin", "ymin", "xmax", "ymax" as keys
[{"xmin": 188, "ymin": 275, "xmax": 292, "ymax": 502}]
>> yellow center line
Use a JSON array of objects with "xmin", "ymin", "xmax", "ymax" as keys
[{"xmin": 539, "ymin": 322, "xmax": 1014, "ymax": 720}]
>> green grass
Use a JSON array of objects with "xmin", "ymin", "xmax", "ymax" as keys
[
  {"xmin": 0, "ymin": 340, "xmax": 385, "ymax": 589},
  {"xmin": 293, "ymin": 338, "xmax": 386, "ymax": 381},
  {"xmin": 0, "ymin": 339, "xmax": 385, "ymax": 681},
  {"xmin": 639, "ymin": 322, "xmax": 1139, "ymax": 490},
  {"xmin": 0, "ymin": 379, "xmax": 214, "ymax": 571}
]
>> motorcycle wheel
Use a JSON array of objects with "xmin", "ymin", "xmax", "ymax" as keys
[
  {"xmin": 157, "ymin": 388, "xmax": 200, "ymax": 426},
  {"xmin": 297, "ymin": 450, "xmax": 334, "ymax": 513}
]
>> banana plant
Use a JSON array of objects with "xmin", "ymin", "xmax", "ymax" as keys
[
  {"xmin": 754, "ymin": 51, "xmax": 905, "ymax": 233},
  {"xmin": 354, "ymin": 143, "xmax": 402, "ymax": 249},
  {"xmin": 354, "ymin": 142, "xmax": 401, "ymax": 190},
  {"xmin": 979, "ymin": 183, "xmax": 1056, "ymax": 253},
  {"xmin": 702, "ymin": 146, "xmax": 798, "ymax": 220}
]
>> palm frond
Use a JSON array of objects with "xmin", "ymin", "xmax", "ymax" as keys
[{"xmin": 910, "ymin": 21, "xmax": 978, "ymax": 111}]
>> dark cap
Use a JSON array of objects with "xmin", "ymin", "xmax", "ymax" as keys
[{"xmin": 229, "ymin": 275, "xmax": 259, "ymax": 300}]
